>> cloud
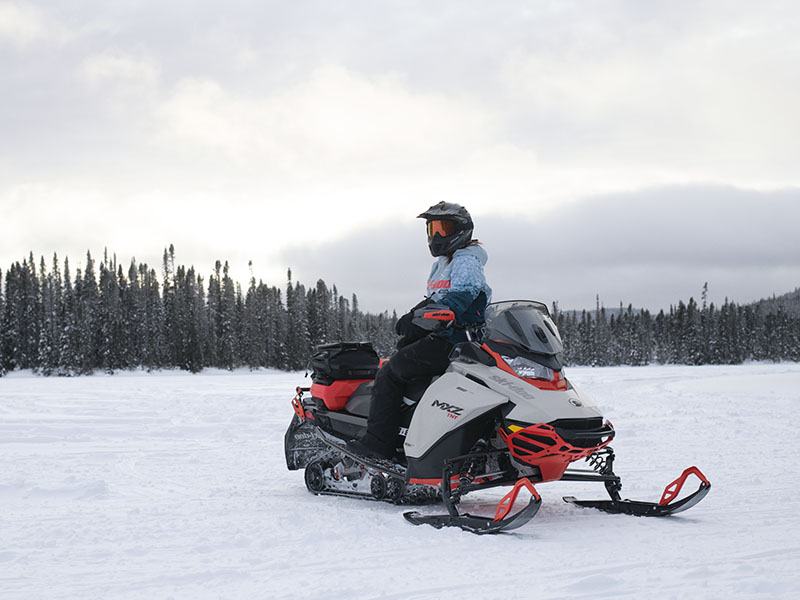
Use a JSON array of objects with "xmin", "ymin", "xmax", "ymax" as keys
[
  {"xmin": 282, "ymin": 185, "xmax": 800, "ymax": 313},
  {"xmin": 147, "ymin": 64, "xmax": 687, "ymax": 224},
  {"xmin": 80, "ymin": 51, "xmax": 159, "ymax": 94},
  {"xmin": 0, "ymin": 1, "xmax": 70, "ymax": 47},
  {"xmin": 499, "ymin": 10, "xmax": 800, "ymax": 185},
  {"xmin": 155, "ymin": 66, "xmax": 497, "ymax": 172},
  {"xmin": 0, "ymin": 1, "xmax": 45, "ymax": 46}
]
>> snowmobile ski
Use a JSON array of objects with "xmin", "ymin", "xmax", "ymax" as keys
[
  {"xmin": 563, "ymin": 466, "xmax": 711, "ymax": 517},
  {"xmin": 404, "ymin": 477, "xmax": 542, "ymax": 535}
]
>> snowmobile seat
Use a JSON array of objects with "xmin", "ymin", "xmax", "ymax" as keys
[
  {"xmin": 312, "ymin": 379, "xmax": 373, "ymax": 411},
  {"xmin": 344, "ymin": 377, "xmax": 433, "ymax": 417},
  {"xmin": 343, "ymin": 381, "xmax": 374, "ymax": 416}
]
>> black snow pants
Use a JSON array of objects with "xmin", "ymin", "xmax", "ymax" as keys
[{"xmin": 362, "ymin": 334, "xmax": 452, "ymax": 456}]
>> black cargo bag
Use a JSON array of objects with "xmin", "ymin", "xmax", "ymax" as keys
[{"xmin": 310, "ymin": 342, "xmax": 380, "ymax": 385}]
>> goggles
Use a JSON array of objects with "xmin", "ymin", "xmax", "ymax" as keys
[{"xmin": 426, "ymin": 219, "xmax": 457, "ymax": 238}]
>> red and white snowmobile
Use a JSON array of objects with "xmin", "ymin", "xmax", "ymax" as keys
[{"xmin": 284, "ymin": 300, "xmax": 711, "ymax": 534}]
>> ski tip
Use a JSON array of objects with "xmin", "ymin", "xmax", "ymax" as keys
[
  {"xmin": 403, "ymin": 510, "xmax": 424, "ymax": 525},
  {"xmin": 402, "ymin": 511, "xmax": 451, "ymax": 530}
]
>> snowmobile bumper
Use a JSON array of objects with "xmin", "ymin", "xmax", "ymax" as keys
[
  {"xmin": 563, "ymin": 465, "xmax": 711, "ymax": 517},
  {"xmin": 499, "ymin": 420, "xmax": 615, "ymax": 482}
]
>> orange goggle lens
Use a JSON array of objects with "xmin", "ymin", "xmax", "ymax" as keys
[{"xmin": 427, "ymin": 219, "xmax": 456, "ymax": 237}]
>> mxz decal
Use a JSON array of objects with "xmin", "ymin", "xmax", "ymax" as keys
[{"xmin": 432, "ymin": 399, "xmax": 464, "ymax": 420}]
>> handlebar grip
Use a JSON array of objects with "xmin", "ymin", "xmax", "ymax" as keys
[{"xmin": 423, "ymin": 309, "xmax": 456, "ymax": 321}]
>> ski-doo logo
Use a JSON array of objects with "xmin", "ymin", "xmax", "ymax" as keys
[
  {"xmin": 569, "ymin": 398, "xmax": 582, "ymax": 407},
  {"xmin": 431, "ymin": 399, "xmax": 464, "ymax": 420},
  {"xmin": 488, "ymin": 374, "xmax": 535, "ymax": 400}
]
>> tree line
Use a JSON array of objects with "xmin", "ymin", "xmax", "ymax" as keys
[
  {"xmin": 1, "ymin": 250, "xmax": 798, "ymax": 377},
  {"xmin": 553, "ymin": 285, "xmax": 800, "ymax": 366},
  {"xmin": 0, "ymin": 246, "xmax": 398, "ymax": 375}
]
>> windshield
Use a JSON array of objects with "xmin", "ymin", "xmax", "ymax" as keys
[{"xmin": 484, "ymin": 300, "xmax": 564, "ymax": 357}]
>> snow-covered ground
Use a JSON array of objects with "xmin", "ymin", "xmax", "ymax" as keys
[{"xmin": 1, "ymin": 364, "xmax": 799, "ymax": 599}]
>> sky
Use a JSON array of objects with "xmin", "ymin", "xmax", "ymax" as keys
[{"xmin": 1, "ymin": 0, "xmax": 798, "ymax": 313}]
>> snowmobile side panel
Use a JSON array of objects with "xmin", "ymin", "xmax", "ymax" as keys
[
  {"xmin": 404, "ymin": 372, "xmax": 508, "ymax": 459},
  {"xmin": 405, "ymin": 413, "xmax": 496, "ymax": 479}
]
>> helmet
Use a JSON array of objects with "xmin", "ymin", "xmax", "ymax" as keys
[{"xmin": 417, "ymin": 201, "xmax": 474, "ymax": 257}]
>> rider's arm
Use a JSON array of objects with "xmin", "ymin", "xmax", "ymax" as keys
[{"xmin": 438, "ymin": 254, "xmax": 486, "ymax": 320}]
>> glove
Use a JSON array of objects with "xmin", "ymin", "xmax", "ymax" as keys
[
  {"xmin": 395, "ymin": 311, "xmax": 413, "ymax": 336},
  {"xmin": 396, "ymin": 298, "xmax": 433, "ymax": 336}
]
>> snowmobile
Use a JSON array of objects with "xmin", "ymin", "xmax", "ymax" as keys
[{"xmin": 284, "ymin": 300, "xmax": 711, "ymax": 534}]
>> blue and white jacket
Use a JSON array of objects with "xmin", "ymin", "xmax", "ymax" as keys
[{"xmin": 426, "ymin": 244, "xmax": 492, "ymax": 334}]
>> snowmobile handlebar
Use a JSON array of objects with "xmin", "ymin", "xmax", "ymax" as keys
[
  {"xmin": 411, "ymin": 305, "xmax": 456, "ymax": 331},
  {"xmin": 421, "ymin": 308, "xmax": 456, "ymax": 321}
]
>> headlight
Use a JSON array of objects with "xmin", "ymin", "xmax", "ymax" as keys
[{"xmin": 501, "ymin": 355, "xmax": 553, "ymax": 380}]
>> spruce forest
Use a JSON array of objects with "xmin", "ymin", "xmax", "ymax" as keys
[
  {"xmin": 0, "ymin": 249, "xmax": 798, "ymax": 376},
  {"xmin": 0, "ymin": 246, "xmax": 398, "ymax": 375},
  {"xmin": 552, "ymin": 287, "xmax": 800, "ymax": 366}
]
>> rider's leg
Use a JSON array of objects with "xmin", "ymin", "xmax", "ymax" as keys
[{"xmin": 360, "ymin": 335, "xmax": 452, "ymax": 457}]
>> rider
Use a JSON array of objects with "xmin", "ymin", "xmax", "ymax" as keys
[{"xmin": 349, "ymin": 201, "xmax": 492, "ymax": 459}]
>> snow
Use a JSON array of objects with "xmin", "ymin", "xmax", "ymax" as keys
[{"xmin": 1, "ymin": 364, "xmax": 799, "ymax": 599}]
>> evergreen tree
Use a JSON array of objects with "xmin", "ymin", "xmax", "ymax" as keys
[
  {"xmin": 162, "ymin": 245, "xmax": 178, "ymax": 367},
  {"xmin": 285, "ymin": 269, "xmax": 311, "ymax": 370},
  {"xmin": 22, "ymin": 254, "xmax": 42, "ymax": 369},
  {"xmin": 180, "ymin": 267, "xmax": 206, "ymax": 372},
  {"xmin": 270, "ymin": 287, "xmax": 288, "ymax": 369},
  {"xmin": 98, "ymin": 254, "xmax": 122, "ymax": 372},
  {"xmin": 124, "ymin": 260, "xmax": 144, "ymax": 367},
  {"xmin": 0, "ymin": 268, "xmax": 5, "ymax": 375},
  {"xmin": 206, "ymin": 261, "xmax": 222, "ymax": 366},
  {"xmin": 217, "ymin": 261, "xmax": 238, "ymax": 369},
  {"xmin": 142, "ymin": 265, "xmax": 164, "ymax": 369},
  {"xmin": 58, "ymin": 257, "xmax": 79, "ymax": 375},
  {"xmin": 2, "ymin": 265, "xmax": 20, "ymax": 371},
  {"xmin": 37, "ymin": 255, "xmax": 59, "ymax": 374},
  {"xmin": 78, "ymin": 252, "xmax": 100, "ymax": 373}
]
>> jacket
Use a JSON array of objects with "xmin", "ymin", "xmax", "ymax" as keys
[{"xmin": 427, "ymin": 244, "xmax": 492, "ymax": 339}]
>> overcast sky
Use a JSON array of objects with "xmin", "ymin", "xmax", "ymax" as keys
[{"xmin": 1, "ymin": 1, "xmax": 798, "ymax": 312}]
